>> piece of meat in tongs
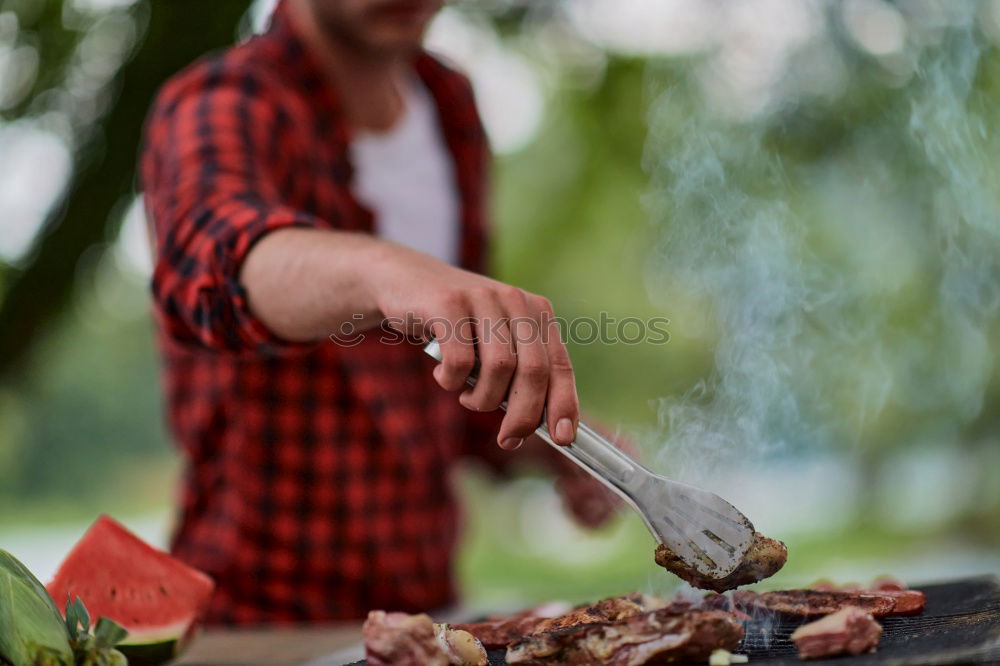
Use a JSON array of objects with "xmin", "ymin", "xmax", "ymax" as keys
[
  {"xmin": 423, "ymin": 340, "xmax": 784, "ymax": 591},
  {"xmin": 655, "ymin": 531, "xmax": 788, "ymax": 592}
]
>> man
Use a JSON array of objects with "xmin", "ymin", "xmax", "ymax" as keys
[{"xmin": 141, "ymin": 0, "xmax": 617, "ymax": 624}]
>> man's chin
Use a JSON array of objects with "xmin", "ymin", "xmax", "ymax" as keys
[{"xmin": 366, "ymin": 28, "xmax": 428, "ymax": 56}]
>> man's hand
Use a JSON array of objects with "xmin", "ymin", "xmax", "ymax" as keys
[
  {"xmin": 241, "ymin": 229, "xmax": 579, "ymax": 449},
  {"xmin": 364, "ymin": 240, "xmax": 579, "ymax": 449}
]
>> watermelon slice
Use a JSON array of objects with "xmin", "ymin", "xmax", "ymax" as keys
[{"xmin": 46, "ymin": 516, "xmax": 215, "ymax": 666}]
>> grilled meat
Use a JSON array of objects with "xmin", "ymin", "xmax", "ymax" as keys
[
  {"xmin": 732, "ymin": 589, "xmax": 893, "ymax": 619},
  {"xmin": 703, "ymin": 576, "xmax": 925, "ymax": 621},
  {"xmin": 807, "ymin": 578, "xmax": 926, "ymax": 616},
  {"xmin": 699, "ymin": 594, "xmax": 751, "ymax": 621},
  {"xmin": 506, "ymin": 608, "xmax": 744, "ymax": 666},
  {"xmin": 531, "ymin": 594, "xmax": 668, "ymax": 633},
  {"xmin": 456, "ymin": 594, "xmax": 666, "ymax": 649},
  {"xmin": 363, "ymin": 611, "xmax": 446, "ymax": 666},
  {"xmin": 655, "ymin": 532, "xmax": 788, "ymax": 592},
  {"xmin": 363, "ymin": 610, "xmax": 487, "ymax": 666},
  {"xmin": 453, "ymin": 613, "xmax": 546, "ymax": 650},
  {"xmin": 875, "ymin": 589, "xmax": 926, "ymax": 615},
  {"xmin": 791, "ymin": 606, "xmax": 882, "ymax": 660}
]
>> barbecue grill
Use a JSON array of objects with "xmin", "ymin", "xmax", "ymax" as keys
[{"xmin": 342, "ymin": 575, "xmax": 1000, "ymax": 665}]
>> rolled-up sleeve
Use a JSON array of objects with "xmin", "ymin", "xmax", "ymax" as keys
[{"xmin": 142, "ymin": 62, "xmax": 321, "ymax": 352}]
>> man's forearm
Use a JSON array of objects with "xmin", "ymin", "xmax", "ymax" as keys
[
  {"xmin": 240, "ymin": 227, "xmax": 384, "ymax": 342},
  {"xmin": 239, "ymin": 224, "xmax": 583, "ymax": 448}
]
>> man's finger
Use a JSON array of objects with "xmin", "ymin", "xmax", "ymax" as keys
[
  {"xmin": 430, "ymin": 300, "xmax": 475, "ymax": 391},
  {"xmin": 460, "ymin": 292, "xmax": 514, "ymax": 412},
  {"xmin": 496, "ymin": 289, "xmax": 549, "ymax": 448},
  {"xmin": 529, "ymin": 294, "xmax": 578, "ymax": 445}
]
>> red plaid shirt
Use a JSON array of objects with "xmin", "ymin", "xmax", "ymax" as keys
[{"xmin": 141, "ymin": 3, "xmax": 511, "ymax": 624}]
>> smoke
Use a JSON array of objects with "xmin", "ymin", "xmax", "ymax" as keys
[{"xmin": 642, "ymin": 0, "xmax": 1000, "ymax": 485}]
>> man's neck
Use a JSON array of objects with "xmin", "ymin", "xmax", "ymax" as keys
[{"xmin": 288, "ymin": 0, "xmax": 411, "ymax": 132}]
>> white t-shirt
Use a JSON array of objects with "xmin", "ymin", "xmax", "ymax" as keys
[{"xmin": 349, "ymin": 77, "xmax": 460, "ymax": 266}]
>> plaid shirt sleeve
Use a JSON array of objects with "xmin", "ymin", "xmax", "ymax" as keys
[{"xmin": 142, "ymin": 62, "xmax": 322, "ymax": 352}]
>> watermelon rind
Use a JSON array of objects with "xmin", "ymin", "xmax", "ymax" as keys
[
  {"xmin": 114, "ymin": 619, "xmax": 190, "ymax": 666},
  {"xmin": 112, "ymin": 619, "xmax": 190, "ymax": 646},
  {"xmin": 116, "ymin": 639, "xmax": 179, "ymax": 666}
]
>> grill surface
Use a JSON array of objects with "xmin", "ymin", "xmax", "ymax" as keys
[
  {"xmin": 737, "ymin": 576, "xmax": 999, "ymax": 665},
  {"xmin": 351, "ymin": 575, "xmax": 1000, "ymax": 665}
]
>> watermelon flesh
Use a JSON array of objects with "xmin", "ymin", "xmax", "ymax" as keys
[{"xmin": 46, "ymin": 516, "xmax": 215, "ymax": 665}]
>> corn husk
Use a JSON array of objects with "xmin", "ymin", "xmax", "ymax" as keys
[
  {"xmin": 0, "ymin": 550, "xmax": 128, "ymax": 666},
  {"xmin": 0, "ymin": 553, "xmax": 74, "ymax": 666}
]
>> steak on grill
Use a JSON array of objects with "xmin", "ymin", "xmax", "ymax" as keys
[
  {"xmin": 805, "ymin": 577, "xmax": 927, "ymax": 616},
  {"xmin": 531, "ymin": 594, "xmax": 672, "ymax": 633},
  {"xmin": 874, "ymin": 589, "xmax": 926, "ymax": 615},
  {"xmin": 455, "ymin": 594, "xmax": 667, "ymax": 649},
  {"xmin": 655, "ymin": 532, "xmax": 788, "ymax": 592},
  {"xmin": 730, "ymin": 585, "xmax": 924, "ymax": 619},
  {"xmin": 453, "ymin": 613, "xmax": 548, "ymax": 652},
  {"xmin": 790, "ymin": 606, "xmax": 883, "ymax": 659},
  {"xmin": 505, "ymin": 608, "xmax": 744, "ymax": 666}
]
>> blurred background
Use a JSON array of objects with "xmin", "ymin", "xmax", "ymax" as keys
[{"xmin": 1, "ymin": 0, "xmax": 998, "ymax": 614}]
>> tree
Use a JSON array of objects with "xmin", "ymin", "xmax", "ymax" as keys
[{"xmin": 0, "ymin": 0, "xmax": 250, "ymax": 381}]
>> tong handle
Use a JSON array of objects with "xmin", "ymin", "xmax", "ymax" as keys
[
  {"xmin": 422, "ymin": 340, "xmax": 646, "ymax": 495},
  {"xmin": 534, "ymin": 421, "xmax": 641, "ymax": 490}
]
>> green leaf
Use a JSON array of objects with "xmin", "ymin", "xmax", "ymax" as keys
[
  {"xmin": 0, "ymin": 551, "xmax": 63, "ymax": 624},
  {"xmin": 0, "ymin": 569, "xmax": 73, "ymax": 666},
  {"xmin": 62, "ymin": 600, "xmax": 128, "ymax": 664},
  {"xmin": 92, "ymin": 618, "xmax": 127, "ymax": 650},
  {"xmin": 64, "ymin": 601, "xmax": 78, "ymax": 641},
  {"xmin": 64, "ymin": 597, "xmax": 92, "ymax": 641},
  {"xmin": 74, "ymin": 598, "xmax": 91, "ymax": 633}
]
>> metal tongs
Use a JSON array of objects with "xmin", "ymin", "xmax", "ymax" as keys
[{"xmin": 424, "ymin": 339, "xmax": 756, "ymax": 583}]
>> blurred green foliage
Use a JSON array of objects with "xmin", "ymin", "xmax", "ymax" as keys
[
  {"xmin": 0, "ymin": 0, "xmax": 247, "ymax": 522},
  {"xmin": 493, "ymin": 57, "xmax": 714, "ymax": 424},
  {"xmin": 0, "ymin": 0, "xmax": 248, "ymax": 381}
]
